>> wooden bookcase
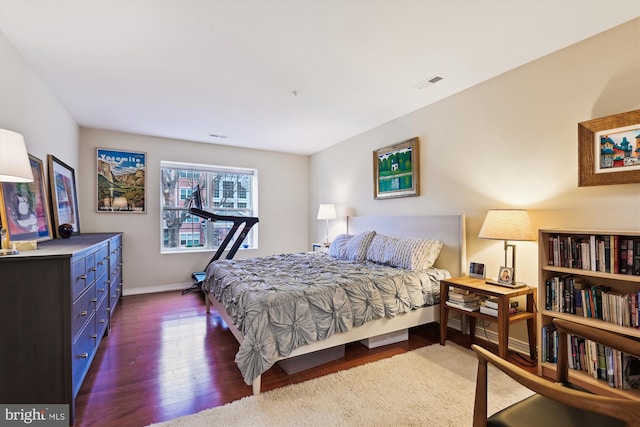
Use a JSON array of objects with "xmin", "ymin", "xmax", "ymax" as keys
[{"xmin": 537, "ymin": 229, "xmax": 640, "ymax": 400}]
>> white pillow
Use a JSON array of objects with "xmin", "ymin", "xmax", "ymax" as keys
[
  {"xmin": 344, "ymin": 231, "xmax": 376, "ymax": 261},
  {"xmin": 328, "ymin": 234, "xmax": 352, "ymax": 259}
]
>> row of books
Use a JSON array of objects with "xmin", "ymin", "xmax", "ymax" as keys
[
  {"xmin": 545, "ymin": 275, "xmax": 640, "ymax": 328},
  {"xmin": 445, "ymin": 287, "xmax": 480, "ymax": 311},
  {"xmin": 445, "ymin": 289, "xmax": 519, "ymax": 316},
  {"xmin": 548, "ymin": 234, "xmax": 640, "ymax": 275},
  {"xmin": 541, "ymin": 325, "xmax": 640, "ymax": 390}
]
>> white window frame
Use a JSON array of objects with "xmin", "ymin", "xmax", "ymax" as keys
[{"xmin": 160, "ymin": 160, "xmax": 258, "ymax": 254}]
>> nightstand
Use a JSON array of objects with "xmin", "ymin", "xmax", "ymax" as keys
[
  {"xmin": 312, "ymin": 243, "xmax": 329, "ymax": 252},
  {"xmin": 440, "ymin": 276, "xmax": 536, "ymax": 360}
]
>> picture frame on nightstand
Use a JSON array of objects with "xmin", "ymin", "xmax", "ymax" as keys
[
  {"xmin": 469, "ymin": 262, "xmax": 485, "ymax": 279},
  {"xmin": 498, "ymin": 266, "xmax": 514, "ymax": 285}
]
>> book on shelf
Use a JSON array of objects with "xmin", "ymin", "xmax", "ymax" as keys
[
  {"xmin": 542, "ymin": 329, "xmax": 640, "ymax": 390},
  {"xmin": 544, "ymin": 275, "xmax": 640, "ymax": 329},
  {"xmin": 448, "ymin": 286, "xmax": 472, "ymax": 295},
  {"xmin": 479, "ymin": 304, "xmax": 518, "ymax": 317},
  {"xmin": 548, "ymin": 234, "xmax": 640, "ymax": 275},
  {"xmin": 483, "ymin": 296, "xmax": 518, "ymax": 310},
  {"xmin": 445, "ymin": 300, "xmax": 480, "ymax": 312},
  {"xmin": 447, "ymin": 292, "xmax": 479, "ymax": 303}
]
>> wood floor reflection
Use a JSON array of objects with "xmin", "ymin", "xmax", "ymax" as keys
[{"xmin": 74, "ymin": 291, "xmax": 535, "ymax": 426}]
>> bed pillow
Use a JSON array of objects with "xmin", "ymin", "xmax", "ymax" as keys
[
  {"xmin": 344, "ymin": 231, "xmax": 376, "ymax": 261},
  {"xmin": 367, "ymin": 234, "xmax": 444, "ymax": 270},
  {"xmin": 366, "ymin": 233, "xmax": 396, "ymax": 265},
  {"xmin": 328, "ymin": 234, "xmax": 352, "ymax": 259}
]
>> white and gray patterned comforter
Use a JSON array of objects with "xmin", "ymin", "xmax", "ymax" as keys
[{"xmin": 203, "ymin": 251, "xmax": 450, "ymax": 385}]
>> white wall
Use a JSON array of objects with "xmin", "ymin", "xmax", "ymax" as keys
[
  {"xmin": 309, "ymin": 18, "xmax": 640, "ymax": 343},
  {"xmin": 0, "ymin": 31, "xmax": 78, "ymax": 174},
  {"xmin": 78, "ymin": 128, "xmax": 309, "ymax": 294}
]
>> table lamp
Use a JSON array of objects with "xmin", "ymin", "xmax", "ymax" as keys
[
  {"xmin": 0, "ymin": 129, "xmax": 34, "ymax": 255},
  {"xmin": 317, "ymin": 203, "xmax": 336, "ymax": 246},
  {"xmin": 478, "ymin": 209, "xmax": 535, "ymax": 285}
]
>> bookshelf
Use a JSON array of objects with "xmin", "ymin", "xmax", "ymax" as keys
[{"xmin": 538, "ymin": 229, "xmax": 640, "ymax": 400}]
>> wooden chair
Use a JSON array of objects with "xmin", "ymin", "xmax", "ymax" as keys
[{"xmin": 472, "ymin": 318, "xmax": 640, "ymax": 427}]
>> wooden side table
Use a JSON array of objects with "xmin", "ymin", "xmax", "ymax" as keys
[{"xmin": 440, "ymin": 276, "xmax": 536, "ymax": 360}]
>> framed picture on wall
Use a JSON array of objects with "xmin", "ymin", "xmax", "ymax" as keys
[
  {"xmin": 48, "ymin": 155, "xmax": 81, "ymax": 237},
  {"xmin": 578, "ymin": 109, "xmax": 640, "ymax": 187},
  {"xmin": 0, "ymin": 154, "xmax": 53, "ymax": 243},
  {"xmin": 373, "ymin": 137, "xmax": 420, "ymax": 200},
  {"xmin": 96, "ymin": 148, "xmax": 146, "ymax": 213}
]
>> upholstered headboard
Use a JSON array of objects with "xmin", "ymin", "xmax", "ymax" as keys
[{"xmin": 347, "ymin": 214, "xmax": 466, "ymax": 277}]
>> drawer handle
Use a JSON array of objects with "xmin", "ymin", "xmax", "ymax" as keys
[
  {"xmin": 106, "ymin": 280, "xmax": 111, "ymax": 284},
  {"xmin": 80, "ymin": 275, "xmax": 86, "ymax": 280},
  {"xmin": 91, "ymin": 334, "xmax": 98, "ymax": 339},
  {"xmin": 80, "ymin": 310, "xmax": 88, "ymax": 316},
  {"xmin": 97, "ymin": 261, "xmax": 104, "ymax": 266},
  {"xmin": 99, "ymin": 288, "xmax": 106, "ymax": 293},
  {"xmin": 91, "ymin": 298, "xmax": 98, "ymax": 303},
  {"xmin": 80, "ymin": 352, "xmax": 88, "ymax": 358},
  {"xmin": 99, "ymin": 319, "xmax": 107, "ymax": 323},
  {"xmin": 106, "ymin": 307, "xmax": 111, "ymax": 312},
  {"xmin": 91, "ymin": 267, "xmax": 97, "ymax": 272}
]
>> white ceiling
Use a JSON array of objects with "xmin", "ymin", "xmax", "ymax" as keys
[{"xmin": 1, "ymin": 0, "xmax": 638, "ymax": 155}]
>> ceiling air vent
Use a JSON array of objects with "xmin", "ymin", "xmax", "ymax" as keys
[{"xmin": 414, "ymin": 75, "xmax": 444, "ymax": 90}]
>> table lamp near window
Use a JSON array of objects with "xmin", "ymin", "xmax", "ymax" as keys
[
  {"xmin": 0, "ymin": 129, "xmax": 34, "ymax": 255},
  {"xmin": 317, "ymin": 203, "xmax": 336, "ymax": 246},
  {"xmin": 478, "ymin": 209, "xmax": 535, "ymax": 286}
]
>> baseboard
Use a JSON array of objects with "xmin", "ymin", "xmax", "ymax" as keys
[
  {"xmin": 123, "ymin": 282, "xmax": 192, "ymax": 296},
  {"xmin": 446, "ymin": 317, "xmax": 531, "ymax": 356}
]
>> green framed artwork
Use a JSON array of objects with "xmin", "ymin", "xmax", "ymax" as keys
[{"xmin": 373, "ymin": 137, "xmax": 419, "ymax": 200}]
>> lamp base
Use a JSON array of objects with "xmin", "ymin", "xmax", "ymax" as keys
[{"xmin": 485, "ymin": 279, "xmax": 525, "ymax": 289}]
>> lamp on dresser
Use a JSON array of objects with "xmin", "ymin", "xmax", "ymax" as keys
[
  {"xmin": 478, "ymin": 209, "xmax": 535, "ymax": 286},
  {"xmin": 317, "ymin": 203, "xmax": 336, "ymax": 246},
  {"xmin": 0, "ymin": 129, "xmax": 33, "ymax": 255}
]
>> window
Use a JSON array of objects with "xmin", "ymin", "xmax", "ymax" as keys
[{"xmin": 160, "ymin": 161, "xmax": 258, "ymax": 253}]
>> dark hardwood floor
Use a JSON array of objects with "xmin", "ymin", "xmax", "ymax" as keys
[{"xmin": 74, "ymin": 291, "xmax": 537, "ymax": 426}]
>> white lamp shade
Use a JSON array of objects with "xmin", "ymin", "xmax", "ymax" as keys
[
  {"xmin": 317, "ymin": 204, "xmax": 336, "ymax": 220},
  {"xmin": 0, "ymin": 129, "xmax": 33, "ymax": 183},
  {"xmin": 478, "ymin": 209, "xmax": 535, "ymax": 241}
]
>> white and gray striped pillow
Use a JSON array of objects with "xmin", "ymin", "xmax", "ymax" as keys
[{"xmin": 367, "ymin": 233, "xmax": 443, "ymax": 270}]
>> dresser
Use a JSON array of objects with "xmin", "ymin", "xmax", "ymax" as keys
[{"xmin": 0, "ymin": 233, "xmax": 123, "ymax": 424}]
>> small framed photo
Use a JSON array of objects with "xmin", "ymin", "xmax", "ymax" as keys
[
  {"xmin": 469, "ymin": 262, "xmax": 485, "ymax": 279},
  {"xmin": 498, "ymin": 266, "xmax": 514, "ymax": 285}
]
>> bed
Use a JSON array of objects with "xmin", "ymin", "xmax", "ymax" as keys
[{"xmin": 202, "ymin": 214, "xmax": 466, "ymax": 394}]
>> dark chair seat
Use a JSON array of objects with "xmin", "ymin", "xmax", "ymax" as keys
[
  {"xmin": 472, "ymin": 318, "xmax": 640, "ymax": 427},
  {"xmin": 487, "ymin": 393, "xmax": 623, "ymax": 427}
]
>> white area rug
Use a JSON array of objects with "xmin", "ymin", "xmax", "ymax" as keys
[{"xmin": 148, "ymin": 342, "xmax": 534, "ymax": 427}]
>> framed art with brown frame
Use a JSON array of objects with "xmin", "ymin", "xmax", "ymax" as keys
[
  {"xmin": 373, "ymin": 137, "xmax": 420, "ymax": 199},
  {"xmin": 0, "ymin": 154, "xmax": 53, "ymax": 243},
  {"xmin": 578, "ymin": 109, "xmax": 640, "ymax": 187},
  {"xmin": 48, "ymin": 155, "xmax": 81, "ymax": 237}
]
